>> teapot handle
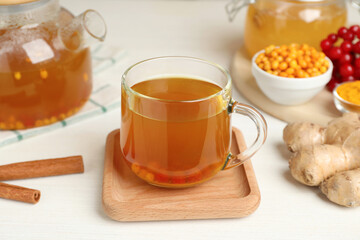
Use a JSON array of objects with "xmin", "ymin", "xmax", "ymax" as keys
[
  {"xmin": 351, "ymin": 0, "xmax": 360, "ymax": 8},
  {"xmin": 225, "ymin": 0, "xmax": 255, "ymax": 22}
]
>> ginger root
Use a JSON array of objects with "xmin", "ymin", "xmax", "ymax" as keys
[
  {"xmin": 289, "ymin": 141, "xmax": 360, "ymax": 186},
  {"xmin": 320, "ymin": 169, "xmax": 360, "ymax": 207},
  {"xmin": 283, "ymin": 113, "xmax": 360, "ymax": 207},
  {"xmin": 283, "ymin": 112, "xmax": 360, "ymax": 152},
  {"xmin": 291, "ymin": 145, "xmax": 346, "ymax": 186},
  {"xmin": 283, "ymin": 122, "xmax": 324, "ymax": 152}
]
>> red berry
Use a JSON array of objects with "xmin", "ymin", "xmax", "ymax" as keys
[
  {"xmin": 328, "ymin": 47, "xmax": 342, "ymax": 60},
  {"xmin": 355, "ymin": 58, "xmax": 360, "ymax": 68},
  {"xmin": 354, "ymin": 68, "xmax": 360, "ymax": 78},
  {"xmin": 342, "ymin": 75, "xmax": 355, "ymax": 82},
  {"xmin": 321, "ymin": 39, "xmax": 332, "ymax": 51},
  {"xmin": 327, "ymin": 33, "xmax": 338, "ymax": 43},
  {"xmin": 340, "ymin": 41, "xmax": 353, "ymax": 52},
  {"xmin": 353, "ymin": 42, "xmax": 360, "ymax": 53},
  {"xmin": 338, "ymin": 27, "xmax": 348, "ymax": 38},
  {"xmin": 339, "ymin": 53, "xmax": 353, "ymax": 65},
  {"xmin": 350, "ymin": 25, "xmax": 360, "ymax": 35},
  {"xmin": 326, "ymin": 77, "xmax": 339, "ymax": 91},
  {"xmin": 340, "ymin": 64, "xmax": 355, "ymax": 77},
  {"xmin": 343, "ymin": 31, "xmax": 355, "ymax": 41}
]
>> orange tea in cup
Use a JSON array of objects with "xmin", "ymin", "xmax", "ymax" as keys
[{"xmin": 121, "ymin": 57, "xmax": 267, "ymax": 188}]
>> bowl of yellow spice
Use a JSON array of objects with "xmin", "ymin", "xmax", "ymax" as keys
[
  {"xmin": 333, "ymin": 81, "xmax": 360, "ymax": 113},
  {"xmin": 252, "ymin": 44, "xmax": 333, "ymax": 105}
]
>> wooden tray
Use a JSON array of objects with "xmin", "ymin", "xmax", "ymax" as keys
[
  {"xmin": 102, "ymin": 128, "xmax": 260, "ymax": 222},
  {"xmin": 230, "ymin": 47, "xmax": 342, "ymax": 126}
]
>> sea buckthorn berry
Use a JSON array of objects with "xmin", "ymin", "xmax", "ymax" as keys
[
  {"xmin": 279, "ymin": 62, "xmax": 288, "ymax": 70},
  {"xmin": 271, "ymin": 51, "xmax": 278, "ymax": 58},
  {"xmin": 286, "ymin": 68, "xmax": 295, "ymax": 75},
  {"xmin": 299, "ymin": 60, "xmax": 307, "ymax": 68},
  {"xmin": 145, "ymin": 173, "xmax": 155, "ymax": 182},
  {"xmin": 289, "ymin": 60, "xmax": 298, "ymax": 68},
  {"xmin": 264, "ymin": 64, "xmax": 271, "ymax": 71},
  {"xmin": 285, "ymin": 57, "xmax": 292, "ymax": 63},
  {"xmin": 14, "ymin": 72, "xmax": 21, "ymax": 80},
  {"xmin": 289, "ymin": 52, "xmax": 297, "ymax": 59},
  {"xmin": 296, "ymin": 70, "xmax": 305, "ymax": 78},
  {"xmin": 271, "ymin": 61, "xmax": 279, "ymax": 69},
  {"xmin": 40, "ymin": 69, "xmax": 48, "ymax": 79},
  {"xmin": 272, "ymin": 71, "xmax": 279, "ymax": 76},
  {"xmin": 256, "ymin": 44, "xmax": 328, "ymax": 79},
  {"xmin": 265, "ymin": 45, "xmax": 276, "ymax": 55},
  {"xmin": 320, "ymin": 66, "xmax": 328, "ymax": 73},
  {"xmin": 279, "ymin": 72, "xmax": 288, "ymax": 77},
  {"xmin": 323, "ymin": 60, "xmax": 330, "ymax": 68}
]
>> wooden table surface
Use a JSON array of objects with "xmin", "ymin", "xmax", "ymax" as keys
[{"xmin": 0, "ymin": 0, "xmax": 359, "ymax": 239}]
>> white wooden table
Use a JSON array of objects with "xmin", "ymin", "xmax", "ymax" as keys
[{"xmin": 1, "ymin": 1, "xmax": 359, "ymax": 239}]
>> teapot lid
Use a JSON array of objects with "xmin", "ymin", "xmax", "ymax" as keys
[{"xmin": 0, "ymin": 0, "xmax": 40, "ymax": 5}]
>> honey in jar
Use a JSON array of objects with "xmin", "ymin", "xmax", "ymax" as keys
[{"xmin": 243, "ymin": 0, "xmax": 347, "ymax": 57}]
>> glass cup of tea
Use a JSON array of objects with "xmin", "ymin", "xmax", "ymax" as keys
[{"xmin": 121, "ymin": 56, "xmax": 267, "ymax": 188}]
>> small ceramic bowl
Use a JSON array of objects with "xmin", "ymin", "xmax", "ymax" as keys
[
  {"xmin": 252, "ymin": 50, "xmax": 333, "ymax": 106},
  {"xmin": 333, "ymin": 82, "xmax": 360, "ymax": 113}
]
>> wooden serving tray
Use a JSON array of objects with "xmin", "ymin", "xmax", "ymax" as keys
[
  {"xmin": 231, "ymin": 47, "xmax": 342, "ymax": 126},
  {"xmin": 102, "ymin": 128, "xmax": 261, "ymax": 222}
]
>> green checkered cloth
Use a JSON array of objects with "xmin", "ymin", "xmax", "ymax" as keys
[{"xmin": 0, "ymin": 45, "xmax": 127, "ymax": 147}]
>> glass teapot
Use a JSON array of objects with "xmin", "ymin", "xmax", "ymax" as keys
[
  {"xmin": 0, "ymin": 0, "xmax": 107, "ymax": 130},
  {"xmin": 227, "ymin": 0, "xmax": 348, "ymax": 57}
]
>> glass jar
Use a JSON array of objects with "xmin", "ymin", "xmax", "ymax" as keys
[
  {"xmin": 227, "ymin": 0, "xmax": 347, "ymax": 57},
  {"xmin": 0, "ymin": 0, "xmax": 107, "ymax": 130}
]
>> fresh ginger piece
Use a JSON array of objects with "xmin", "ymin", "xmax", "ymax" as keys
[
  {"xmin": 325, "ymin": 112, "xmax": 360, "ymax": 145},
  {"xmin": 283, "ymin": 113, "xmax": 360, "ymax": 152},
  {"xmin": 283, "ymin": 122, "xmax": 325, "ymax": 152},
  {"xmin": 343, "ymin": 129, "xmax": 360, "ymax": 163},
  {"xmin": 289, "ymin": 144, "xmax": 360, "ymax": 186},
  {"xmin": 320, "ymin": 169, "xmax": 360, "ymax": 207}
]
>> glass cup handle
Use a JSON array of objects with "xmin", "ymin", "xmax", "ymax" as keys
[
  {"xmin": 222, "ymin": 101, "xmax": 267, "ymax": 170},
  {"xmin": 225, "ymin": 0, "xmax": 255, "ymax": 22}
]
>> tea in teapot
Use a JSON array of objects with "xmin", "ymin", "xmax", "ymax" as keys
[{"xmin": 0, "ymin": 0, "xmax": 107, "ymax": 129}]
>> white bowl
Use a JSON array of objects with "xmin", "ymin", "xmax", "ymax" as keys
[{"xmin": 251, "ymin": 50, "xmax": 333, "ymax": 106}]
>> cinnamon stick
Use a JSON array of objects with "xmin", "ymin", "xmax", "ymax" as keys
[
  {"xmin": 0, "ymin": 156, "xmax": 84, "ymax": 181},
  {"xmin": 0, "ymin": 182, "xmax": 40, "ymax": 204}
]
